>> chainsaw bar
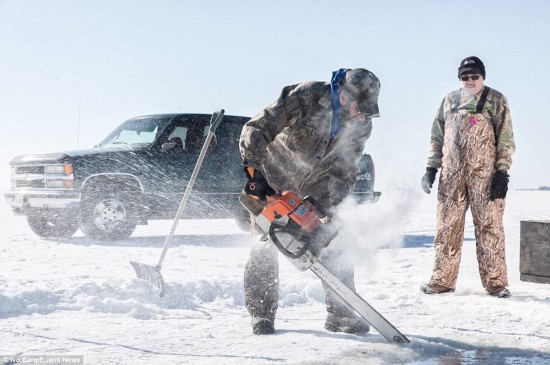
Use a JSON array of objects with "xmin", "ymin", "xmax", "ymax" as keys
[{"xmin": 291, "ymin": 250, "xmax": 410, "ymax": 343}]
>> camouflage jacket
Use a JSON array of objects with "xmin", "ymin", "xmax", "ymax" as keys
[
  {"xmin": 240, "ymin": 81, "xmax": 372, "ymax": 211},
  {"xmin": 427, "ymin": 86, "xmax": 516, "ymax": 171}
]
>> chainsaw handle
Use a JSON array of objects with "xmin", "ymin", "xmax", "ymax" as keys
[
  {"xmin": 303, "ymin": 195, "xmax": 328, "ymax": 219},
  {"xmin": 268, "ymin": 224, "xmax": 311, "ymax": 259}
]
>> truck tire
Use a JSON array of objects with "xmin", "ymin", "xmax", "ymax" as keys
[
  {"xmin": 79, "ymin": 190, "xmax": 138, "ymax": 240},
  {"xmin": 27, "ymin": 210, "xmax": 80, "ymax": 238},
  {"xmin": 358, "ymin": 154, "xmax": 375, "ymax": 193},
  {"xmin": 353, "ymin": 154, "xmax": 379, "ymax": 204}
]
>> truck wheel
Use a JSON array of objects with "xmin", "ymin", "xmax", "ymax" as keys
[
  {"xmin": 353, "ymin": 154, "xmax": 377, "ymax": 204},
  {"xmin": 358, "ymin": 154, "xmax": 375, "ymax": 192},
  {"xmin": 80, "ymin": 190, "xmax": 138, "ymax": 240},
  {"xmin": 27, "ymin": 211, "xmax": 80, "ymax": 238}
]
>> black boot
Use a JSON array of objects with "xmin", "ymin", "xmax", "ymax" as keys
[
  {"xmin": 252, "ymin": 318, "xmax": 275, "ymax": 335},
  {"xmin": 325, "ymin": 313, "xmax": 370, "ymax": 334}
]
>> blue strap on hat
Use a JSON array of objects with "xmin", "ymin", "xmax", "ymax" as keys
[{"xmin": 329, "ymin": 68, "xmax": 351, "ymax": 142}]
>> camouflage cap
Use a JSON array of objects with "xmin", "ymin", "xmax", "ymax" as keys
[{"xmin": 342, "ymin": 68, "xmax": 381, "ymax": 118}]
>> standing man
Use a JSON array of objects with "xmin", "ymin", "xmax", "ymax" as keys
[
  {"xmin": 420, "ymin": 56, "xmax": 516, "ymax": 298},
  {"xmin": 239, "ymin": 68, "xmax": 380, "ymax": 334}
]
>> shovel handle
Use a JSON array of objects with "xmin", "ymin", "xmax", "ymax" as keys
[
  {"xmin": 209, "ymin": 109, "xmax": 224, "ymax": 133},
  {"xmin": 156, "ymin": 109, "xmax": 225, "ymax": 267}
]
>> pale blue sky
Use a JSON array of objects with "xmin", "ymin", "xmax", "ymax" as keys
[{"xmin": 1, "ymin": 0, "xmax": 549, "ymax": 189}]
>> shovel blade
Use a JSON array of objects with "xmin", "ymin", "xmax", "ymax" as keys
[{"xmin": 130, "ymin": 261, "xmax": 165, "ymax": 295}]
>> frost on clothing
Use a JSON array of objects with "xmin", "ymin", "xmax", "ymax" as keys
[
  {"xmin": 427, "ymin": 87, "xmax": 515, "ymax": 172},
  {"xmin": 244, "ymin": 241, "xmax": 279, "ymax": 323},
  {"xmin": 429, "ymin": 112, "xmax": 508, "ymax": 290},
  {"xmin": 239, "ymin": 81, "xmax": 372, "ymax": 210},
  {"xmin": 239, "ymin": 77, "xmax": 374, "ymax": 329},
  {"xmin": 425, "ymin": 86, "xmax": 514, "ymax": 291},
  {"xmin": 244, "ymin": 239, "xmax": 360, "ymax": 325}
]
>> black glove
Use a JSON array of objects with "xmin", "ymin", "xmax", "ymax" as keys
[
  {"xmin": 421, "ymin": 167, "xmax": 438, "ymax": 194},
  {"xmin": 489, "ymin": 170, "xmax": 509, "ymax": 200},
  {"xmin": 244, "ymin": 167, "xmax": 275, "ymax": 201}
]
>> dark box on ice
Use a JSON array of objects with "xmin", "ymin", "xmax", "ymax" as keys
[{"xmin": 520, "ymin": 220, "xmax": 550, "ymax": 284}]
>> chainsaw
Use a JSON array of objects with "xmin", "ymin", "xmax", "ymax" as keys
[
  {"xmin": 239, "ymin": 189, "xmax": 410, "ymax": 344},
  {"xmin": 239, "ymin": 190, "xmax": 338, "ymax": 259}
]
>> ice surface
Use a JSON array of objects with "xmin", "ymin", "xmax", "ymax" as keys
[{"xmin": 1, "ymin": 188, "xmax": 549, "ymax": 364}]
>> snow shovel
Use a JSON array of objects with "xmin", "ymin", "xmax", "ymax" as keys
[{"xmin": 130, "ymin": 109, "xmax": 225, "ymax": 295}]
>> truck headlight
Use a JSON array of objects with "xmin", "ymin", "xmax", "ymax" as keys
[
  {"xmin": 46, "ymin": 179, "xmax": 74, "ymax": 189},
  {"xmin": 45, "ymin": 164, "xmax": 73, "ymax": 174}
]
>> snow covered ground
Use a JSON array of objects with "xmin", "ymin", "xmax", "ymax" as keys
[{"xmin": 1, "ymin": 186, "xmax": 550, "ymax": 365}]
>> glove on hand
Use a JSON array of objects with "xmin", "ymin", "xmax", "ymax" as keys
[
  {"xmin": 244, "ymin": 167, "xmax": 275, "ymax": 200},
  {"xmin": 489, "ymin": 170, "xmax": 509, "ymax": 200},
  {"xmin": 421, "ymin": 167, "xmax": 438, "ymax": 194}
]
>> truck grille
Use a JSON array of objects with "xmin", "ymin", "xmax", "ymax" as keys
[
  {"xmin": 15, "ymin": 180, "xmax": 47, "ymax": 189},
  {"xmin": 11, "ymin": 163, "xmax": 74, "ymax": 190},
  {"xmin": 15, "ymin": 165, "xmax": 45, "ymax": 174}
]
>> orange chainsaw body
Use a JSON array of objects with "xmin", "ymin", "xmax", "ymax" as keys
[{"xmin": 260, "ymin": 191, "xmax": 321, "ymax": 233}]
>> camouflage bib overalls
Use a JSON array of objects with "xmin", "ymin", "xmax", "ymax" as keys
[{"xmin": 428, "ymin": 91, "xmax": 508, "ymax": 291}]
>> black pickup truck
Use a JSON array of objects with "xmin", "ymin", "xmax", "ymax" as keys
[{"xmin": 5, "ymin": 112, "xmax": 380, "ymax": 240}]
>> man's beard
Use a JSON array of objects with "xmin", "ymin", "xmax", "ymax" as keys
[
  {"xmin": 339, "ymin": 106, "xmax": 362, "ymax": 123},
  {"xmin": 339, "ymin": 106, "xmax": 352, "ymax": 121}
]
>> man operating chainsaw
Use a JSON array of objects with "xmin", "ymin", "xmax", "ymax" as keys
[{"xmin": 239, "ymin": 68, "xmax": 381, "ymax": 335}]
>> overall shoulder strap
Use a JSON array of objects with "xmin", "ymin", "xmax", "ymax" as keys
[
  {"xmin": 476, "ymin": 86, "xmax": 490, "ymax": 113},
  {"xmin": 476, "ymin": 86, "xmax": 497, "ymax": 145}
]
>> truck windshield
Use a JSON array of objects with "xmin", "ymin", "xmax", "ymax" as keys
[{"xmin": 96, "ymin": 116, "xmax": 173, "ymax": 149}]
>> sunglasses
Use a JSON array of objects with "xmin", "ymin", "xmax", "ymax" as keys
[{"xmin": 460, "ymin": 75, "xmax": 481, "ymax": 82}]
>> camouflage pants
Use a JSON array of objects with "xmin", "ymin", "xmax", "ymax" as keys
[
  {"xmin": 244, "ymin": 236, "xmax": 356, "ymax": 324},
  {"xmin": 428, "ymin": 112, "xmax": 508, "ymax": 290}
]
